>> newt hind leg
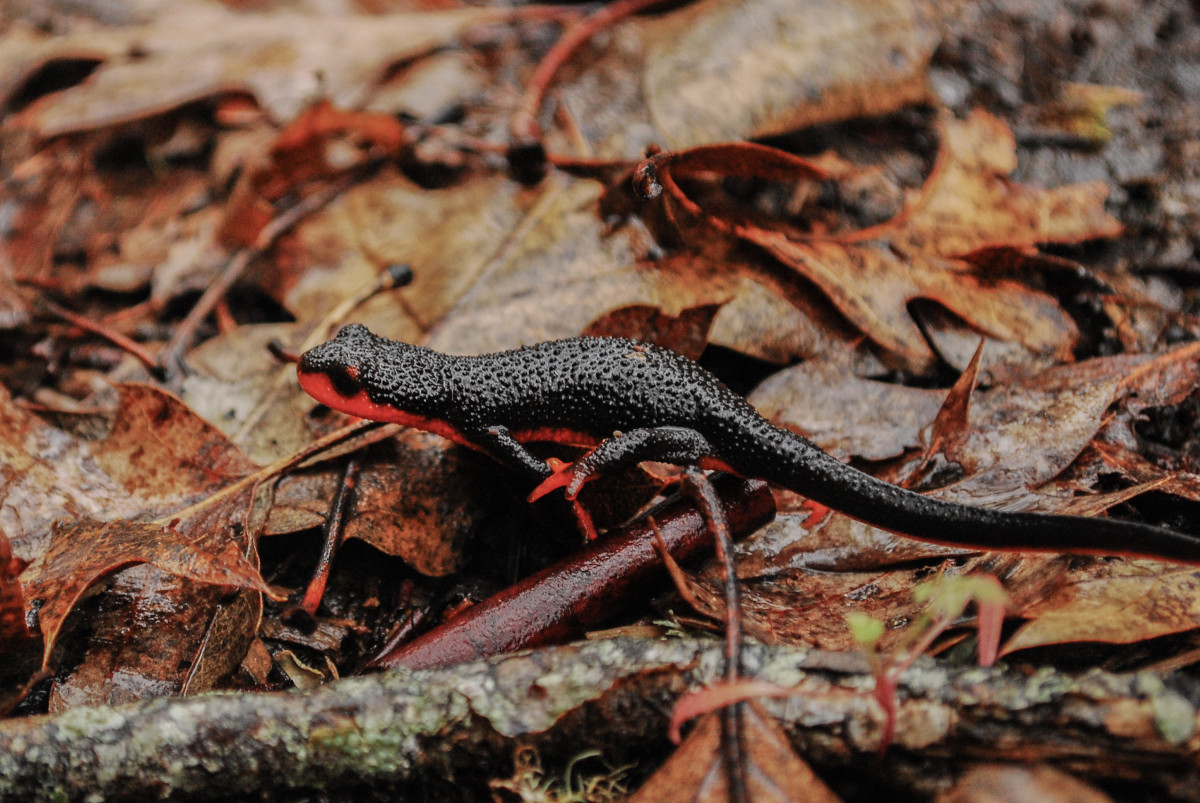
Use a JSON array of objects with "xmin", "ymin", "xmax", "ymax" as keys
[{"xmin": 529, "ymin": 426, "xmax": 715, "ymax": 502}]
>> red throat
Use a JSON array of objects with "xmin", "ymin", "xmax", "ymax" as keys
[{"xmin": 297, "ymin": 368, "xmax": 474, "ymax": 446}]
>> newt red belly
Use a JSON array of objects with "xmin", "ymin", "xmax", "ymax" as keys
[{"xmin": 298, "ymin": 324, "xmax": 1200, "ymax": 565}]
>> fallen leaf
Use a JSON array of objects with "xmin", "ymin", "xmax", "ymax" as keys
[
  {"xmin": 427, "ymin": 176, "xmax": 725, "ymax": 354},
  {"xmin": 693, "ymin": 560, "xmax": 944, "ymax": 652},
  {"xmin": 628, "ymin": 704, "xmax": 843, "ymax": 803},
  {"xmin": 94, "ymin": 383, "xmax": 258, "ymax": 505},
  {"xmin": 901, "ymin": 111, "xmax": 1122, "ymax": 257},
  {"xmin": 1001, "ymin": 560, "xmax": 1200, "ymax": 654},
  {"xmin": 10, "ymin": 383, "xmax": 276, "ymax": 692},
  {"xmin": 47, "ymin": 567, "xmax": 262, "ymax": 710},
  {"xmin": 3, "ymin": 7, "xmax": 514, "ymax": 135},
  {"xmin": 933, "ymin": 341, "xmax": 1200, "ymax": 507},
  {"xmin": 179, "ymin": 322, "xmax": 316, "ymax": 464},
  {"xmin": 218, "ymin": 100, "xmax": 409, "ymax": 247},
  {"xmin": 1069, "ymin": 440, "xmax": 1200, "ymax": 505},
  {"xmin": 1031, "ymin": 82, "xmax": 1145, "ymax": 146},
  {"xmin": 913, "ymin": 295, "xmax": 1066, "ymax": 380},
  {"xmin": 748, "ymin": 350, "xmax": 947, "ymax": 462},
  {"xmin": 556, "ymin": 0, "xmax": 940, "ymax": 156},
  {"xmin": 936, "ymin": 763, "xmax": 1115, "ymax": 803},
  {"xmin": 309, "ymin": 430, "xmax": 501, "ymax": 578},
  {"xmin": 731, "ymin": 343, "xmax": 1200, "ymax": 653},
  {"xmin": 0, "ymin": 384, "xmax": 120, "ymax": 562},
  {"xmin": 646, "ymin": 111, "xmax": 1119, "ymax": 371},
  {"xmin": 583, "ymin": 303, "xmax": 723, "ymax": 362},
  {"xmin": 25, "ymin": 515, "xmax": 270, "ymax": 671},
  {"xmin": 306, "ymin": 167, "xmax": 865, "ymax": 366},
  {"xmin": 736, "ymin": 511, "xmax": 969, "ymax": 577}
]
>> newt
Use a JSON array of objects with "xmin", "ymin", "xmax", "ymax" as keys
[{"xmin": 298, "ymin": 324, "xmax": 1200, "ymax": 564}]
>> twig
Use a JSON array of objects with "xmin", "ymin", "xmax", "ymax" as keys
[
  {"xmin": 149, "ymin": 419, "xmax": 395, "ymax": 529},
  {"xmin": 157, "ymin": 174, "xmax": 360, "ymax": 379},
  {"xmin": 299, "ymin": 457, "xmax": 361, "ymax": 614},
  {"xmin": 510, "ymin": 0, "xmax": 669, "ymax": 165},
  {"xmin": 681, "ymin": 467, "xmax": 749, "ymax": 803},
  {"xmin": 38, "ymin": 298, "xmax": 159, "ymax": 371}
]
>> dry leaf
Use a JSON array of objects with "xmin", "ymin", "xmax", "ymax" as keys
[
  {"xmin": 748, "ymin": 350, "xmax": 947, "ymax": 462},
  {"xmin": 1002, "ymin": 560, "xmax": 1200, "ymax": 654},
  {"xmin": 937, "ymin": 763, "xmax": 1115, "ymax": 803},
  {"xmin": 556, "ymin": 0, "xmax": 940, "ymax": 156},
  {"xmin": 934, "ymin": 342, "xmax": 1200, "ymax": 507},
  {"xmin": 12, "ymin": 384, "xmax": 275, "ymax": 687},
  {"xmin": 628, "ymin": 704, "xmax": 843, "ymax": 803},
  {"xmin": 2, "ymin": 7, "xmax": 512, "ymax": 135},
  {"xmin": 647, "ymin": 112, "xmax": 1119, "ymax": 371},
  {"xmin": 427, "ymin": 176, "xmax": 725, "ymax": 354}
]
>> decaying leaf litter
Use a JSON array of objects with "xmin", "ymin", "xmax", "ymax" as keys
[{"xmin": 3, "ymin": 0, "xmax": 1200, "ymax": 799}]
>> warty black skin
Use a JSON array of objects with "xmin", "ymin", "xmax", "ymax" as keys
[{"xmin": 298, "ymin": 324, "xmax": 1200, "ymax": 564}]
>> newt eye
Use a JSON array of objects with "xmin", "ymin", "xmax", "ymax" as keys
[{"xmin": 327, "ymin": 364, "xmax": 363, "ymax": 397}]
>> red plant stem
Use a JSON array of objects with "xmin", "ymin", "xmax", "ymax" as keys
[
  {"xmin": 682, "ymin": 468, "xmax": 743, "ymax": 681},
  {"xmin": 511, "ymin": 0, "xmax": 668, "ymax": 145},
  {"xmin": 300, "ymin": 457, "xmax": 361, "ymax": 615},
  {"xmin": 369, "ymin": 475, "xmax": 774, "ymax": 671},
  {"xmin": 40, "ymin": 298, "xmax": 159, "ymax": 371},
  {"xmin": 157, "ymin": 173, "xmax": 357, "ymax": 378},
  {"xmin": 683, "ymin": 467, "xmax": 749, "ymax": 803}
]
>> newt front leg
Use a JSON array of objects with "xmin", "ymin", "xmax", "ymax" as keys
[{"xmin": 529, "ymin": 426, "xmax": 720, "ymax": 501}]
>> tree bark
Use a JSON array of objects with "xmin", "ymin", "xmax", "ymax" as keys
[{"xmin": 1, "ymin": 639, "xmax": 1197, "ymax": 800}]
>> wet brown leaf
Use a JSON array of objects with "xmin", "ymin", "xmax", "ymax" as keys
[
  {"xmin": 316, "ymin": 431, "xmax": 498, "ymax": 578},
  {"xmin": 2, "ymin": 7, "xmax": 513, "ymax": 136},
  {"xmin": 25, "ymin": 514, "xmax": 269, "ymax": 671},
  {"xmin": 748, "ymin": 350, "xmax": 947, "ymax": 462},
  {"xmin": 936, "ymin": 763, "xmax": 1115, "ymax": 803},
  {"xmin": 583, "ymin": 303, "xmax": 723, "ymax": 362},
  {"xmin": 557, "ymin": 0, "xmax": 940, "ymax": 156},
  {"xmin": 649, "ymin": 112, "xmax": 1118, "ymax": 371},
  {"xmin": 96, "ymin": 383, "xmax": 259, "ymax": 503},
  {"xmin": 12, "ymin": 384, "xmax": 275, "ymax": 685},
  {"xmin": 685, "ymin": 560, "xmax": 935, "ymax": 651},
  {"xmin": 628, "ymin": 704, "xmax": 843, "ymax": 803},
  {"xmin": 47, "ymin": 568, "xmax": 261, "ymax": 710},
  {"xmin": 758, "ymin": 232, "xmax": 1075, "ymax": 372},
  {"xmin": 1002, "ymin": 560, "xmax": 1200, "ymax": 654}
]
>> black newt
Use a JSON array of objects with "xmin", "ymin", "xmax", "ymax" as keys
[{"xmin": 297, "ymin": 324, "xmax": 1200, "ymax": 564}]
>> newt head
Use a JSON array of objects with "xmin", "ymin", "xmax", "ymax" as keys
[
  {"xmin": 297, "ymin": 324, "xmax": 469, "ymax": 443},
  {"xmin": 297, "ymin": 323, "xmax": 376, "ymax": 402}
]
